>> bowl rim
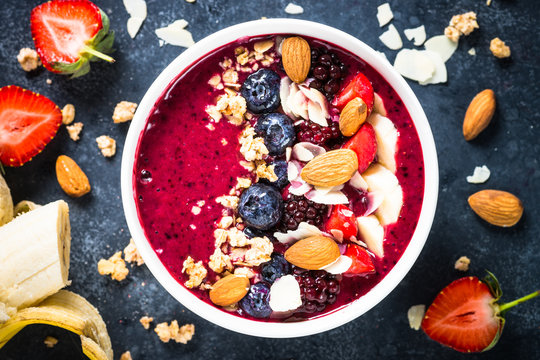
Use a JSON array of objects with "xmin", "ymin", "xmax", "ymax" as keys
[{"xmin": 121, "ymin": 18, "xmax": 438, "ymax": 338}]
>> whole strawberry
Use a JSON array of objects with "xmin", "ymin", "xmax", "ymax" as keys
[
  {"xmin": 421, "ymin": 271, "xmax": 539, "ymax": 353},
  {"xmin": 31, "ymin": 0, "xmax": 115, "ymax": 78}
]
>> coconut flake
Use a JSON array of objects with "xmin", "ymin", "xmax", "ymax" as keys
[
  {"xmin": 466, "ymin": 165, "xmax": 490, "ymax": 184},
  {"xmin": 468, "ymin": 48, "xmax": 476, "ymax": 56},
  {"xmin": 284, "ymin": 3, "xmax": 304, "ymax": 15},
  {"xmin": 408, "ymin": 304, "xmax": 426, "ymax": 330},
  {"xmin": 287, "ymin": 161, "xmax": 301, "ymax": 182},
  {"xmin": 419, "ymin": 50, "xmax": 447, "ymax": 85},
  {"xmin": 291, "ymin": 142, "xmax": 326, "ymax": 162},
  {"xmin": 280, "ymin": 77, "xmax": 292, "ymax": 114},
  {"xmin": 373, "ymin": 93, "xmax": 387, "ymax": 116},
  {"xmin": 306, "ymin": 189, "xmax": 349, "ymax": 205},
  {"xmin": 404, "ymin": 25, "xmax": 426, "ymax": 46},
  {"xmin": 155, "ymin": 20, "xmax": 195, "ymax": 48},
  {"xmin": 349, "ymin": 171, "xmax": 369, "ymax": 190},
  {"xmin": 376, "ymin": 3, "xmax": 393, "ymax": 27},
  {"xmin": 394, "ymin": 49, "xmax": 435, "ymax": 82},
  {"xmin": 365, "ymin": 191, "xmax": 385, "ymax": 216},
  {"xmin": 322, "ymin": 255, "xmax": 353, "ymax": 274},
  {"xmin": 123, "ymin": 0, "xmax": 147, "ymax": 38},
  {"xmin": 269, "ymin": 275, "xmax": 302, "ymax": 312},
  {"xmin": 289, "ymin": 179, "xmax": 312, "ymax": 196},
  {"xmin": 274, "ymin": 222, "xmax": 322, "ymax": 244},
  {"xmin": 379, "ymin": 24, "xmax": 403, "ymax": 50},
  {"xmin": 424, "ymin": 35, "xmax": 458, "ymax": 62}
]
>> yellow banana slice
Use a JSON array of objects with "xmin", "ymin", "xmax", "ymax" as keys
[{"xmin": 0, "ymin": 174, "xmax": 13, "ymax": 226}]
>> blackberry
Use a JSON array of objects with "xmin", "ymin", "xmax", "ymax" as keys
[
  {"xmin": 295, "ymin": 121, "xmax": 342, "ymax": 146},
  {"xmin": 309, "ymin": 47, "xmax": 348, "ymax": 100},
  {"xmin": 278, "ymin": 193, "xmax": 327, "ymax": 232},
  {"xmin": 292, "ymin": 267, "xmax": 341, "ymax": 314}
]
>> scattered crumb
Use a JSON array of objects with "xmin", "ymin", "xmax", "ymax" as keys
[
  {"xmin": 96, "ymin": 135, "xmax": 116, "ymax": 157},
  {"xmin": 208, "ymin": 247, "xmax": 233, "ymax": 273},
  {"xmin": 17, "ymin": 48, "xmax": 41, "ymax": 71},
  {"xmin": 66, "ymin": 122, "xmax": 83, "ymax": 141},
  {"xmin": 235, "ymin": 177, "xmax": 251, "ymax": 189},
  {"xmin": 120, "ymin": 351, "xmax": 132, "ymax": 360},
  {"xmin": 486, "ymin": 0, "xmax": 492, "ymax": 5},
  {"xmin": 468, "ymin": 48, "xmax": 476, "ymax": 56},
  {"xmin": 490, "ymin": 37, "xmax": 511, "ymax": 58},
  {"xmin": 185, "ymin": 0, "xmax": 196, "ymax": 3},
  {"xmin": 139, "ymin": 316, "xmax": 154, "ymax": 330},
  {"xmin": 445, "ymin": 11, "xmax": 478, "ymax": 42},
  {"xmin": 215, "ymin": 195, "xmax": 239, "ymax": 210},
  {"xmin": 206, "ymin": 123, "xmax": 215, "ymax": 131},
  {"xmin": 205, "ymin": 91, "xmax": 247, "ymax": 125},
  {"xmin": 220, "ymin": 138, "xmax": 228, "ymax": 146},
  {"xmin": 207, "ymin": 74, "xmax": 221, "ymax": 88},
  {"xmin": 255, "ymin": 162, "xmax": 278, "ymax": 182},
  {"xmin": 454, "ymin": 256, "xmax": 471, "ymax": 272},
  {"xmin": 43, "ymin": 336, "xmax": 58, "ymax": 348},
  {"xmin": 46, "ymin": 79, "xmax": 52, "ymax": 85},
  {"xmin": 112, "ymin": 101, "xmax": 138, "ymax": 123},
  {"xmin": 61, "ymin": 104, "xmax": 76, "ymax": 125},
  {"xmin": 284, "ymin": 3, "xmax": 304, "ymax": 15},
  {"xmin": 407, "ymin": 305, "xmax": 426, "ymax": 330},
  {"xmin": 243, "ymin": 236, "xmax": 273, "ymax": 266},
  {"xmin": 182, "ymin": 256, "xmax": 207, "ymax": 288},
  {"xmin": 466, "ymin": 165, "xmax": 490, "ymax": 184},
  {"xmin": 196, "ymin": 200, "xmax": 205, "ymax": 207},
  {"xmin": 191, "ymin": 205, "xmax": 201, "ymax": 215},
  {"xmin": 98, "ymin": 251, "xmax": 129, "ymax": 281},
  {"xmin": 217, "ymin": 216, "xmax": 234, "ymax": 229},
  {"xmin": 154, "ymin": 321, "xmax": 195, "ymax": 344},
  {"xmin": 124, "ymin": 238, "xmax": 144, "ymax": 266},
  {"xmin": 239, "ymin": 126, "xmax": 268, "ymax": 161}
]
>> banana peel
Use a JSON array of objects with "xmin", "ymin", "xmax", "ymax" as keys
[{"xmin": 0, "ymin": 290, "xmax": 113, "ymax": 360}]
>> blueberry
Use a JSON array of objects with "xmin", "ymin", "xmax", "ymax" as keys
[
  {"xmin": 261, "ymin": 253, "xmax": 290, "ymax": 283},
  {"xmin": 255, "ymin": 113, "xmax": 296, "ymax": 155},
  {"xmin": 240, "ymin": 69, "xmax": 281, "ymax": 114},
  {"xmin": 239, "ymin": 282, "xmax": 272, "ymax": 318},
  {"xmin": 238, "ymin": 183, "xmax": 283, "ymax": 230},
  {"xmin": 243, "ymin": 227, "xmax": 267, "ymax": 239},
  {"xmin": 260, "ymin": 160, "xmax": 288, "ymax": 189}
]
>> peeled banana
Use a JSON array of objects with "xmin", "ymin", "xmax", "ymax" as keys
[
  {"xmin": 0, "ymin": 290, "xmax": 113, "ymax": 360},
  {"xmin": 0, "ymin": 173, "xmax": 13, "ymax": 226},
  {"xmin": 0, "ymin": 200, "xmax": 71, "ymax": 310}
]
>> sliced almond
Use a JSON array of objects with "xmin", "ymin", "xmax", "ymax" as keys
[
  {"xmin": 339, "ymin": 97, "xmax": 368, "ymax": 136},
  {"xmin": 281, "ymin": 37, "xmax": 311, "ymax": 83},
  {"xmin": 209, "ymin": 275, "xmax": 250, "ymax": 307},
  {"xmin": 284, "ymin": 235, "xmax": 340, "ymax": 270},
  {"xmin": 301, "ymin": 149, "xmax": 358, "ymax": 187},
  {"xmin": 463, "ymin": 89, "xmax": 496, "ymax": 141},
  {"xmin": 55, "ymin": 155, "xmax": 91, "ymax": 197},
  {"xmin": 468, "ymin": 189, "xmax": 523, "ymax": 227}
]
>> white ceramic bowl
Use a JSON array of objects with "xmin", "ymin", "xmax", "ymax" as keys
[{"xmin": 121, "ymin": 19, "xmax": 438, "ymax": 338}]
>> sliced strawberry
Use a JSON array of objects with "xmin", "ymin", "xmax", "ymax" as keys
[
  {"xmin": 343, "ymin": 123, "xmax": 377, "ymax": 173},
  {"xmin": 0, "ymin": 86, "xmax": 62, "ymax": 167},
  {"xmin": 334, "ymin": 72, "xmax": 374, "ymax": 114},
  {"xmin": 421, "ymin": 272, "xmax": 539, "ymax": 353},
  {"xmin": 31, "ymin": 0, "xmax": 114, "ymax": 77},
  {"xmin": 343, "ymin": 244, "xmax": 375, "ymax": 276},
  {"xmin": 325, "ymin": 204, "xmax": 357, "ymax": 241}
]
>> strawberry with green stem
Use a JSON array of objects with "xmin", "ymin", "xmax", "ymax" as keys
[
  {"xmin": 31, "ymin": 0, "xmax": 115, "ymax": 78},
  {"xmin": 421, "ymin": 271, "xmax": 539, "ymax": 353}
]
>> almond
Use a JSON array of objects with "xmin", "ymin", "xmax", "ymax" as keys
[
  {"xmin": 209, "ymin": 275, "xmax": 250, "ymax": 307},
  {"xmin": 281, "ymin": 37, "xmax": 311, "ymax": 83},
  {"xmin": 55, "ymin": 155, "xmax": 91, "ymax": 197},
  {"xmin": 463, "ymin": 89, "xmax": 496, "ymax": 141},
  {"xmin": 468, "ymin": 190, "xmax": 523, "ymax": 227},
  {"xmin": 339, "ymin": 97, "xmax": 368, "ymax": 136},
  {"xmin": 301, "ymin": 149, "xmax": 358, "ymax": 187},
  {"xmin": 284, "ymin": 235, "xmax": 340, "ymax": 270}
]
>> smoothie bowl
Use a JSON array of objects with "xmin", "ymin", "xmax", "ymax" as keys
[{"xmin": 121, "ymin": 19, "xmax": 438, "ymax": 338}]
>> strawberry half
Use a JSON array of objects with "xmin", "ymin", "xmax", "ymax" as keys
[
  {"xmin": 343, "ymin": 244, "xmax": 375, "ymax": 276},
  {"xmin": 325, "ymin": 204, "xmax": 358, "ymax": 242},
  {"xmin": 334, "ymin": 72, "xmax": 374, "ymax": 113},
  {"xmin": 31, "ymin": 0, "xmax": 115, "ymax": 78},
  {"xmin": 421, "ymin": 272, "xmax": 539, "ymax": 353},
  {"xmin": 343, "ymin": 122, "xmax": 377, "ymax": 173},
  {"xmin": 0, "ymin": 86, "xmax": 62, "ymax": 167}
]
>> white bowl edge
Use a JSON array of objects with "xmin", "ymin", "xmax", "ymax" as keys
[{"xmin": 121, "ymin": 18, "xmax": 439, "ymax": 338}]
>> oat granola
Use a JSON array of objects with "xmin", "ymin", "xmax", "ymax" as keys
[
  {"xmin": 62, "ymin": 104, "xmax": 76, "ymax": 125},
  {"xmin": 454, "ymin": 256, "xmax": 471, "ymax": 272},
  {"xmin": 154, "ymin": 321, "xmax": 195, "ymax": 344},
  {"xmin": 97, "ymin": 251, "xmax": 129, "ymax": 281},
  {"xmin": 43, "ymin": 336, "xmax": 58, "ymax": 348},
  {"xmin": 124, "ymin": 238, "xmax": 144, "ymax": 266},
  {"xmin": 445, "ymin": 11, "xmax": 478, "ymax": 42},
  {"xmin": 17, "ymin": 48, "xmax": 41, "ymax": 72},
  {"xmin": 239, "ymin": 126, "xmax": 268, "ymax": 162},
  {"xmin": 66, "ymin": 122, "xmax": 83, "ymax": 141},
  {"xmin": 112, "ymin": 101, "xmax": 137, "ymax": 123},
  {"xmin": 490, "ymin": 37, "xmax": 511, "ymax": 58},
  {"xmin": 182, "ymin": 256, "xmax": 207, "ymax": 288},
  {"xmin": 96, "ymin": 135, "xmax": 116, "ymax": 157},
  {"xmin": 139, "ymin": 316, "xmax": 154, "ymax": 330},
  {"xmin": 119, "ymin": 351, "xmax": 132, "ymax": 360}
]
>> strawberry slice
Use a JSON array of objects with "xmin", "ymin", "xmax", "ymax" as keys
[
  {"xmin": 334, "ymin": 72, "xmax": 374, "ymax": 113},
  {"xmin": 325, "ymin": 204, "xmax": 358, "ymax": 242},
  {"xmin": 0, "ymin": 86, "xmax": 62, "ymax": 167},
  {"xmin": 31, "ymin": 0, "xmax": 115, "ymax": 77},
  {"xmin": 343, "ymin": 123, "xmax": 377, "ymax": 173},
  {"xmin": 422, "ymin": 272, "xmax": 539, "ymax": 353},
  {"xmin": 343, "ymin": 244, "xmax": 375, "ymax": 276}
]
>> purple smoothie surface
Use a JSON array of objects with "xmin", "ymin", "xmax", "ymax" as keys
[{"xmin": 133, "ymin": 34, "xmax": 425, "ymax": 321}]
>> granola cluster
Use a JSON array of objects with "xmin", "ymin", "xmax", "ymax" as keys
[
  {"xmin": 490, "ymin": 37, "xmax": 511, "ymax": 58},
  {"xmin": 182, "ymin": 256, "xmax": 208, "ymax": 288},
  {"xmin": 17, "ymin": 48, "xmax": 41, "ymax": 72},
  {"xmin": 154, "ymin": 321, "xmax": 195, "ymax": 344},
  {"xmin": 97, "ymin": 251, "xmax": 129, "ymax": 281},
  {"xmin": 444, "ymin": 11, "xmax": 479, "ymax": 42}
]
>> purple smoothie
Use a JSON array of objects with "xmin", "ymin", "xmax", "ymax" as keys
[{"xmin": 133, "ymin": 35, "xmax": 425, "ymax": 321}]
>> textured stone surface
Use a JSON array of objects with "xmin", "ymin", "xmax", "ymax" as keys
[{"xmin": 1, "ymin": 0, "xmax": 539, "ymax": 359}]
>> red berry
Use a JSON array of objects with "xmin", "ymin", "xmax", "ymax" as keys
[
  {"xmin": 325, "ymin": 204, "xmax": 358, "ymax": 241},
  {"xmin": 333, "ymin": 72, "xmax": 374, "ymax": 115},
  {"xmin": 343, "ymin": 244, "xmax": 375, "ymax": 276},
  {"xmin": 343, "ymin": 123, "xmax": 377, "ymax": 173}
]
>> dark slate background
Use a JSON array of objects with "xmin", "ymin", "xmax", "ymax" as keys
[{"xmin": 1, "ymin": 0, "xmax": 539, "ymax": 359}]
